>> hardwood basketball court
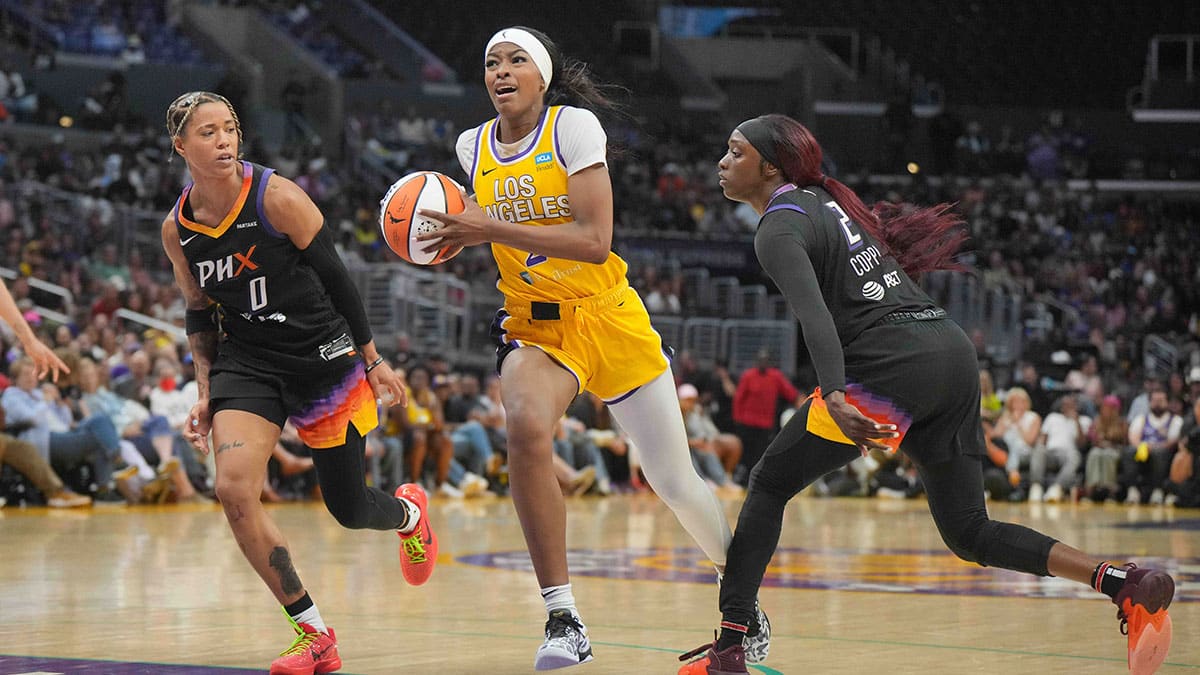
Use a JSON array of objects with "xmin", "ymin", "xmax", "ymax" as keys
[{"xmin": 2, "ymin": 494, "xmax": 1196, "ymax": 673}]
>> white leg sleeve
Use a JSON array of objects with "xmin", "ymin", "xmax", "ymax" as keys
[{"xmin": 608, "ymin": 368, "xmax": 732, "ymax": 565}]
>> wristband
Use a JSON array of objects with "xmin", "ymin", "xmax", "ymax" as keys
[
  {"xmin": 364, "ymin": 356, "xmax": 385, "ymax": 374},
  {"xmin": 185, "ymin": 307, "xmax": 217, "ymax": 335}
]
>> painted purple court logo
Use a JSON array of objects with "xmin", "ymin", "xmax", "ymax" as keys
[
  {"xmin": 457, "ymin": 547, "xmax": 1199, "ymax": 601},
  {"xmin": 0, "ymin": 655, "xmax": 265, "ymax": 674}
]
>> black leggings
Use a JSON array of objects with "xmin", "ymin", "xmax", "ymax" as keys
[
  {"xmin": 311, "ymin": 424, "xmax": 407, "ymax": 530},
  {"xmin": 718, "ymin": 399, "xmax": 1059, "ymax": 627}
]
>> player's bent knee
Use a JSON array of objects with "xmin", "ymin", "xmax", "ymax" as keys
[
  {"xmin": 326, "ymin": 506, "xmax": 371, "ymax": 530},
  {"xmin": 937, "ymin": 516, "xmax": 990, "ymax": 566},
  {"xmin": 322, "ymin": 495, "xmax": 371, "ymax": 530}
]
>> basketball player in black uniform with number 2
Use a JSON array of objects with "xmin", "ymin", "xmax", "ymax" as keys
[
  {"xmin": 161, "ymin": 91, "xmax": 438, "ymax": 675},
  {"xmin": 678, "ymin": 114, "xmax": 1176, "ymax": 675}
]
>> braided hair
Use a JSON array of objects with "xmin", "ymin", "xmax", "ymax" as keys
[{"xmin": 165, "ymin": 91, "xmax": 243, "ymax": 158}]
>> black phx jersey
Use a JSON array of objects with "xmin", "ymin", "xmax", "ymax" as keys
[
  {"xmin": 761, "ymin": 184, "xmax": 940, "ymax": 343},
  {"xmin": 173, "ymin": 161, "xmax": 349, "ymax": 366}
]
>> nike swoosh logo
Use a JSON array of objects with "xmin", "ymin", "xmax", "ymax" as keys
[
  {"xmin": 481, "ymin": 167, "xmax": 497, "ymax": 176},
  {"xmin": 179, "ymin": 234, "xmax": 199, "ymax": 246},
  {"xmin": 388, "ymin": 214, "xmax": 406, "ymax": 224}
]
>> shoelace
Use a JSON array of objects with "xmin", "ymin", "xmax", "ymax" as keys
[
  {"xmin": 401, "ymin": 527, "xmax": 428, "ymax": 563},
  {"xmin": 546, "ymin": 612, "xmax": 584, "ymax": 639},
  {"xmin": 280, "ymin": 629, "xmax": 321, "ymax": 657}
]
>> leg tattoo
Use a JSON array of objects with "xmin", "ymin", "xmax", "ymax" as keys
[{"xmin": 268, "ymin": 546, "xmax": 304, "ymax": 596}]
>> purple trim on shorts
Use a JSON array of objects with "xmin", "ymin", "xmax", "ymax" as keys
[
  {"xmin": 256, "ymin": 167, "xmax": 285, "ymax": 238},
  {"xmin": 604, "ymin": 386, "xmax": 640, "ymax": 405},
  {"xmin": 490, "ymin": 106, "xmax": 550, "ymax": 164},
  {"xmin": 763, "ymin": 204, "xmax": 808, "ymax": 217}
]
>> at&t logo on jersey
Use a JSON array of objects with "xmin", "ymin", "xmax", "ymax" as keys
[{"xmin": 862, "ymin": 280, "xmax": 886, "ymax": 301}]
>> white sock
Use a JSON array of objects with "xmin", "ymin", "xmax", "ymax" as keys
[
  {"xmin": 287, "ymin": 598, "xmax": 328, "ymax": 634},
  {"xmin": 541, "ymin": 583, "xmax": 578, "ymax": 616},
  {"xmin": 396, "ymin": 497, "xmax": 421, "ymax": 534}
]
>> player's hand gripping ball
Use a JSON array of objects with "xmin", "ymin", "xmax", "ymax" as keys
[{"xmin": 379, "ymin": 171, "xmax": 465, "ymax": 265}]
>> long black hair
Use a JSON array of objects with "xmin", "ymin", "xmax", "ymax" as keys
[{"xmin": 513, "ymin": 26, "xmax": 627, "ymax": 123}]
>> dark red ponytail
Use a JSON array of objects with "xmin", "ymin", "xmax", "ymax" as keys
[{"xmin": 752, "ymin": 114, "xmax": 967, "ymax": 277}]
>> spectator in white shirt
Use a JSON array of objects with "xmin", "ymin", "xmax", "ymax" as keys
[{"xmin": 1030, "ymin": 394, "xmax": 1090, "ymax": 502}]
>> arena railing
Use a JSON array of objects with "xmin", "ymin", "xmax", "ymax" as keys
[
  {"xmin": 0, "ymin": 265, "xmax": 75, "ymax": 313},
  {"xmin": 113, "ymin": 308, "xmax": 186, "ymax": 343}
]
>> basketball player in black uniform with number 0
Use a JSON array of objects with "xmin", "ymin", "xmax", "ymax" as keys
[
  {"xmin": 678, "ymin": 114, "xmax": 1176, "ymax": 675},
  {"xmin": 160, "ymin": 91, "xmax": 438, "ymax": 675}
]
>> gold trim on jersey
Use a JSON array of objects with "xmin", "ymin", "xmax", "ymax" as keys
[{"xmin": 175, "ymin": 161, "xmax": 255, "ymax": 238}]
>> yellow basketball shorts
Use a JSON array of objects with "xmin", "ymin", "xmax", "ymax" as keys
[{"xmin": 490, "ymin": 281, "xmax": 669, "ymax": 402}]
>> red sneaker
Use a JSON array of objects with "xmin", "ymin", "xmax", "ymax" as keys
[
  {"xmin": 1113, "ymin": 564, "xmax": 1175, "ymax": 675},
  {"xmin": 677, "ymin": 634, "xmax": 747, "ymax": 675},
  {"xmin": 395, "ymin": 483, "xmax": 438, "ymax": 585},
  {"xmin": 270, "ymin": 621, "xmax": 341, "ymax": 675}
]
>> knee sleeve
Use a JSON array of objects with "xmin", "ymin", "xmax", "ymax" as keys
[
  {"xmin": 947, "ymin": 518, "xmax": 1056, "ymax": 577},
  {"xmin": 312, "ymin": 425, "xmax": 406, "ymax": 531}
]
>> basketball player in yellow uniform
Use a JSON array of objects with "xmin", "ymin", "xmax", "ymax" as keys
[{"xmin": 417, "ymin": 26, "xmax": 768, "ymax": 670}]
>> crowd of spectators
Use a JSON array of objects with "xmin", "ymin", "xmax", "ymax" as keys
[{"xmin": 2, "ymin": 62, "xmax": 1199, "ymax": 511}]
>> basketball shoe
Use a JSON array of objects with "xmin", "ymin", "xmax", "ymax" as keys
[
  {"xmin": 395, "ymin": 483, "xmax": 438, "ymax": 586},
  {"xmin": 716, "ymin": 575, "xmax": 770, "ymax": 663},
  {"xmin": 534, "ymin": 609, "xmax": 593, "ymax": 670},
  {"xmin": 743, "ymin": 600, "xmax": 771, "ymax": 663},
  {"xmin": 677, "ymin": 634, "xmax": 747, "ymax": 675},
  {"xmin": 270, "ymin": 618, "xmax": 341, "ymax": 675},
  {"xmin": 1113, "ymin": 564, "xmax": 1174, "ymax": 675}
]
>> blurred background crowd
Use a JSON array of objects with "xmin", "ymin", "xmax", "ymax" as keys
[{"xmin": 1, "ymin": 0, "xmax": 1198, "ymax": 510}]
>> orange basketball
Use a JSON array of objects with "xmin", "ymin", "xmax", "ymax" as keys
[{"xmin": 378, "ymin": 171, "xmax": 466, "ymax": 266}]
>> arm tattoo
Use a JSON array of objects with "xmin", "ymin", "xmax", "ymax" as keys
[
  {"xmin": 269, "ymin": 546, "xmax": 304, "ymax": 596},
  {"xmin": 215, "ymin": 440, "xmax": 245, "ymax": 454},
  {"xmin": 187, "ymin": 329, "xmax": 218, "ymax": 400}
]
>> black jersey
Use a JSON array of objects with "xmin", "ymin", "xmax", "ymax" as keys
[
  {"xmin": 173, "ymin": 161, "xmax": 351, "ymax": 367},
  {"xmin": 754, "ymin": 184, "xmax": 943, "ymax": 393}
]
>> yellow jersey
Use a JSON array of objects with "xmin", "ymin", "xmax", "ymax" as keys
[{"xmin": 467, "ymin": 105, "xmax": 628, "ymax": 303}]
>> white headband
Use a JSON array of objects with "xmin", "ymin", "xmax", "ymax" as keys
[{"xmin": 485, "ymin": 28, "xmax": 553, "ymax": 89}]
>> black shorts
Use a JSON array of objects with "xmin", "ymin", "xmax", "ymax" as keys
[
  {"xmin": 209, "ymin": 349, "xmax": 378, "ymax": 449},
  {"xmin": 840, "ymin": 317, "xmax": 985, "ymax": 465}
]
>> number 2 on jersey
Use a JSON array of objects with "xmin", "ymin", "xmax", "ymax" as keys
[{"xmin": 826, "ymin": 200, "xmax": 863, "ymax": 251}]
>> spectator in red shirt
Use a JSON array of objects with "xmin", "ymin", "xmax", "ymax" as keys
[
  {"xmin": 89, "ymin": 280, "xmax": 123, "ymax": 322},
  {"xmin": 732, "ymin": 348, "xmax": 801, "ymax": 485}
]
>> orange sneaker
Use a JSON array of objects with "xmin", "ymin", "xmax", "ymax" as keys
[
  {"xmin": 270, "ymin": 618, "xmax": 341, "ymax": 675},
  {"xmin": 678, "ymin": 633, "xmax": 747, "ymax": 675},
  {"xmin": 1113, "ymin": 564, "xmax": 1175, "ymax": 675},
  {"xmin": 395, "ymin": 483, "xmax": 438, "ymax": 585}
]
